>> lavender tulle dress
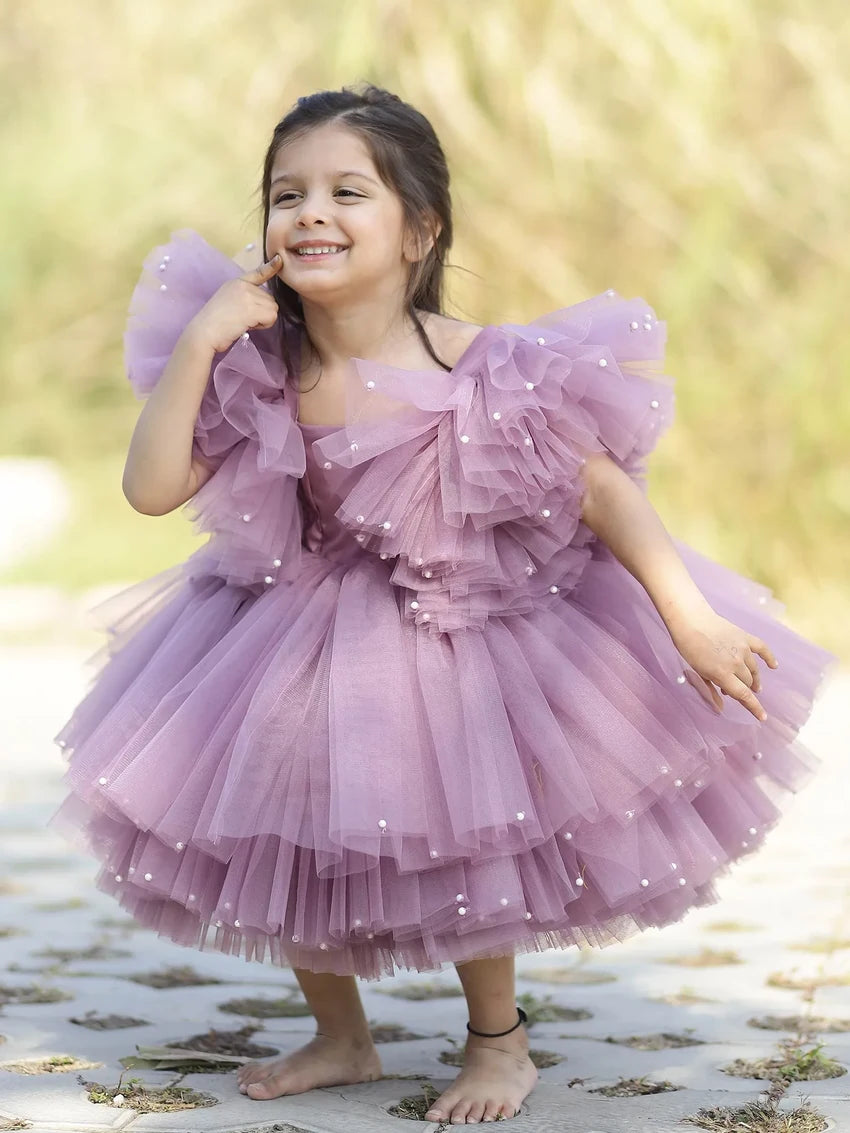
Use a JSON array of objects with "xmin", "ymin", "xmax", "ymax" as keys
[{"xmin": 50, "ymin": 229, "xmax": 839, "ymax": 981}]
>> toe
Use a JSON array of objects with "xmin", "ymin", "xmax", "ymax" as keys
[
  {"xmin": 451, "ymin": 1102, "xmax": 472, "ymax": 1124},
  {"xmin": 481, "ymin": 1100, "xmax": 501, "ymax": 1122},
  {"xmin": 466, "ymin": 1101, "xmax": 486, "ymax": 1122}
]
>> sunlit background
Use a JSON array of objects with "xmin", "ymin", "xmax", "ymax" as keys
[{"xmin": 1, "ymin": 0, "xmax": 847, "ymax": 659}]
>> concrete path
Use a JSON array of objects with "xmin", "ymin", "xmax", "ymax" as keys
[{"xmin": 0, "ymin": 606, "xmax": 847, "ymax": 1132}]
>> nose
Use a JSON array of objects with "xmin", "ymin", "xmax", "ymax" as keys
[{"xmin": 295, "ymin": 199, "xmax": 328, "ymax": 227}]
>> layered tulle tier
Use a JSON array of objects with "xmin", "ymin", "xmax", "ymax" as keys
[{"xmin": 51, "ymin": 539, "xmax": 837, "ymax": 980}]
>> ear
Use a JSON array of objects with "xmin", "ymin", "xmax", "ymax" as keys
[{"xmin": 402, "ymin": 216, "xmax": 442, "ymax": 263}]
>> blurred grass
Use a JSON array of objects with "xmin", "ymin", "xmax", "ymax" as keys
[{"xmin": 0, "ymin": 0, "xmax": 847, "ymax": 656}]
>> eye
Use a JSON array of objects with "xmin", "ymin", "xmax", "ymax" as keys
[{"xmin": 271, "ymin": 188, "xmax": 363, "ymax": 206}]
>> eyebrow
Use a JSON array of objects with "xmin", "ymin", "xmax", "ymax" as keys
[{"xmin": 269, "ymin": 170, "xmax": 380, "ymax": 189}]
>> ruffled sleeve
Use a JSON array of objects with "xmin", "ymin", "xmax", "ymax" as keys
[
  {"xmin": 311, "ymin": 290, "xmax": 674, "ymax": 634},
  {"xmin": 123, "ymin": 228, "xmax": 306, "ymax": 591}
]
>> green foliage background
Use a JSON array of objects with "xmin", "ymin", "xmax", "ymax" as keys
[{"xmin": 1, "ymin": 0, "xmax": 847, "ymax": 655}]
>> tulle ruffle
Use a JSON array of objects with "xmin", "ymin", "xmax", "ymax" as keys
[{"xmin": 124, "ymin": 228, "xmax": 306, "ymax": 591}]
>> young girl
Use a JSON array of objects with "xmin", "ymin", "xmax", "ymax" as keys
[{"xmin": 51, "ymin": 84, "xmax": 838, "ymax": 1124}]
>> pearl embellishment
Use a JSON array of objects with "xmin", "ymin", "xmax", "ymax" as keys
[
  {"xmin": 273, "ymin": 558, "xmax": 282, "ymax": 567},
  {"xmin": 366, "ymin": 380, "xmax": 375, "ymax": 389},
  {"xmin": 457, "ymin": 906, "xmax": 467, "ymax": 915},
  {"xmin": 541, "ymin": 508, "xmax": 551, "ymax": 518},
  {"xmin": 650, "ymin": 399, "xmax": 660, "ymax": 409},
  {"xmin": 549, "ymin": 585, "xmax": 559, "ymax": 594},
  {"xmin": 323, "ymin": 461, "xmax": 332, "ymax": 469},
  {"xmin": 176, "ymin": 842, "xmax": 184, "ymax": 850},
  {"xmin": 291, "ymin": 934, "xmax": 300, "ymax": 942},
  {"xmin": 378, "ymin": 819, "xmax": 387, "ymax": 829},
  {"xmin": 264, "ymin": 576, "xmax": 273, "ymax": 584},
  {"xmin": 676, "ymin": 674, "xmax": 687, "ymax": 684},
  {"xmin": 144, "ymin": 873, "xmax": 152, "ymax": 881},
  {"xmin": 460, "ymin": 434, "xmax": 470, "ymax": 443},
  {"xmin": 524, "ymin": 911, "xmax": 532, "ymax": 919},
  {"xmin": 99, "ymin": 777, "xmax": 107, "ymax": 785},
  {"xmin": 674, "ymin": 778, "xmax": 683, "ymax": 787},
  {"xmin": 563, "ymin": 831, "xmax": 572, "ymax": 840},
  {"xmin": 429, "ymin": 850, "xmax": 438, "ymax": 858},
  {"xmin": 410, "ymin": 601, "xmax": 420, "ymax": 610},
  {"xmin": 536, "ymin": 337, "xmax": 546, "ymax": 345},
  {"xmin": 516, "ymin": 811, "xmax": 525, "ymax": 820},
  {"xmin": 598, "ymin": 358, "xmax": 608, "ymax": 367},
  {"xmin": 575, "ymin": 877, "xmax": 584, "ymax": 886},
  {"xmin": 350, "ymin": 442, "xmax": 358, "ymax": 452},
  {"xmin": 423, "ymin": 570, "xmax": 432, "ymax": 578},
  {"xmin": 456, "ymin": 894, "xmax": 464, "ymax": 902},
  {"xmin": 500, "ymin": 897, "xmax": 508, "ymax": 906},
  {"xmin": 678, "ymin": 877, "xmax": 687, "ymax": 886},
  {"xmin": 640, "ymin": 878, "xmax": 649, "ymax": 887},
  {"xmin": 241, "ymin": 514, "xmax": 251, "ymax": 522},
  {"xmin": 356, "ymin": 515, "xmax": 365, "ymax": 523},
  {"xmin": 630, "ymin": 321, "xmax": 639, "ymax": 330},
  {"xmin": 115, "ymin": 875, "xmax": 122, "ymax": 883},
  {"xmin": 159, "ymin": 283, "xmax": 167, "ymax": 291},
  {"xmin": 492, "ymin": 411, "xmax": 501, "ymax": 420},
  {"xmin": 241, "ymin": 332, "xmax": 249, "ymax": 341},
  {"xmin": 525, "ymin": 381, "xmax": 534, "ymax": 390}
]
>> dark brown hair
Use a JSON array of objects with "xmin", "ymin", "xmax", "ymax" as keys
[{"xmin": 254, "ymin": 83, "xmax": 455, "ymax": 381}]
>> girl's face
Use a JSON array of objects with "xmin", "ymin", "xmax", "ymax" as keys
[{"xmin": 266, "ymin": 122, "xmax": 422, "ymax": 305}]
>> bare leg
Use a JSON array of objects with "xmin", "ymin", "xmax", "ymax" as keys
[
  {"xmin": 424, "ymin": 955, "xmax": 539, "ymax": 1124},
  {"xmin": 236, "ymin": 966, "xmax": 382, "ymax": 1101}
]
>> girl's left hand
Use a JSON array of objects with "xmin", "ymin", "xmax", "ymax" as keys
[{"xmin": 666, "ymin": 607, "xmax": 778, "ymax": 722}]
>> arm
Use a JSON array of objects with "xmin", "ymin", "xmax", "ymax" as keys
[
  {"xmin": 122, "ymin": 328, "xmax": 217, "ymax": 515},
  {"xmin": 579, "ymin": 452, "xmax": 712, "ymax": 630},
  {"xmin": 578, "ymin": 452, "xmax": 777, "ymax": 722}
]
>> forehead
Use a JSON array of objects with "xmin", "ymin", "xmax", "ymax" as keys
[{"xmin": 270, "ymin": 123, "xmax": 378, "ymax": 183}]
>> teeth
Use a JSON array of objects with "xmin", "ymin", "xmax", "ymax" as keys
[{"xmin": 296, "ymin": 246, "xmax": 345, "ymax": 256}]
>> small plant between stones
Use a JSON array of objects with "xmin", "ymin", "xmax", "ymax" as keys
[
  {"xmin": 516, "ymin": 990, "xmax": 593, "ymax": 1024},
  {"xmin": 0, "ymin": 1054, "xmax": 101, "ymax": 1075},
  {"xmin": 80, "ymin": 1072, "xmax": 218, "ymax": 1112},
  {"xmin": 684, "ymin": 1079, "xmax": 828, "ymax": 1132},
  {"xmin": 721, "ymin": 1038, "xmax": 845, "ymax": 1083},
  {"xmin": 604, "ymin": 1030, "xmax": 704, "ymax": 1051},
  {"xmin": 127, "ymin": 964, "xmax": 224, "ymax": 989},
  {"xmin": 589, "ymin": 1076, "xmax": 680, "ymax": 1097},
  {"xmin": 0, "ymin": 984, "xmax": 72, "ymax": 1006},
  {"xmin": 377, "ymin": 980, "xmax": 465, "ymax": 1000},
  {"xmin": 217, "ymin": 993, "xmax": 312, "ymax": 1017}
]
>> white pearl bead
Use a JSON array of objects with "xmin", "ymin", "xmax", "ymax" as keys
[
  {"xmin": 355, "ymin": 534, "xmax": 365, "ymax": 542},
  {"xmin": 159, "ymin": 283, "xmax": 168, "ymax": 291},
  {"xmin": 382, "ymin": 521, "xmax": 391, "ymax": 530},
  {"xmin": 625, "ymin": 810, "xmax": 635, "ymax": 819},
  {"xmin": 575, "ymin": 877, "xmax": 584, "ymax": 887},
  {"xmin": 524, "ymin": 436, "xmax": 533, "ymax": 446},
  {"xmin": 694, "ymin": 780, "xmax": 703, "ymax": 788},
  {"xmin": 640, "ymin": 878, "xmax": 649, "ymax": 887},
  {"xmin": 457, "ymin": 906, "xmax": 467, "ymax": 915},
  {"xmin": 354, "ymin": 919, "xmax": 362, "ymax": 926},
  {"xmin": 525, "ymin": 565, "xmax": 534, "ymax": 575},
  {"xmin": 416, "ymin": 558, "xmax": 424, "ymax": 565},
  {"xmin": 421, "ymin": 613, "xmax": 430, "ymax": 621},
  {"xmin": 241, "ymin": 514, "xmax": 252, "ymax": 522},
  {"xmin": 176, "ymin": 842, "xmax": 184, "ymax": 851},
  {"xmin": 541, "ymin": 508, "xmax": 550, "ymax": 518},
  {"xmin": 753, "ymin": 751, "xmax": 763, "ymax": 760},
  {"xmin": 492, "ymin": 411, "xmax": 501, "ymax": 420},
  {"xmin": 241, "ymin": 332, "xmax": 249, "ymax": 340},
  {"xmin": 356, "ymin": 515, "xmax": 365, "ymax": 523},
  {"xmin": 224, "ymin": 901, "xmax": 231, "ymax": 909},
  {"xmin": 264, "ymin": 576, "xmax": 273, "ymax": 584},
  {"xmin": 516, "ymin": 811, "xmax": 525, "ymax": 820},
  {"xmin": 460, "ymin": 434, "xmax": 470, "ymax": 443},
  {"xmin": 525, "ymin": 381, "xmax": 534, "ymax": 390},
  {"xmin": 323, "ymin": 461, "xmax": 332, "ymax": 469},
  {"xmin": 674, "ymin": 778, "xmax": 683, "ymax": 787},
  {"xmin": 99, "ymin": 777, "xmax": 107, "ymax": 785},
  {"xmin": 366, "ymin": 380, "xmax": 375, "ymax": 390},
  {"xmin": 378, "ymin": 819, "xmax": 387, "ymax": 829},
  {"xmin": 158, "ymin": 263, "xmax": 167, "ymax": 271},
  {"xmin": 245, "ymin": 243, "xmax": 255, "ymax": 250},
  {"xmin": 367, "ymin": 932, "xmax": 374, "ymax": 939},
  {"xmin": 350, "ymin": 442, "xmax": 358, "ymax": 452},
  {"xmin": 678, "ymin": 877, "xmax": 686, "ymax": 886},
  {"xmin": 291, "ymin": 934, "xmax": 300, "ymax": 942},
  {"xmin": 549, "ymin": 585, "xmax": 559, "ymax": 594},
  {"xmin": 273, "ymin": 558, "xmax": 282, "ymax": 567},
  {"xmin": 758, "ymin": 595, "xmax": 767, "ymax": 605},
  {"xmin": 163, "ymin": 255, "xmax": 170, "ymax": 262},
  {"xmin": 563, "ymin": 832, "xmax": 572, "ymax": 840},
  {"xmin": 606, "ymin": 289, "xmax": 615, "ymax": 297},
  {"xmin": 748, "ymin": 827, "xmax": 757, "ymax": 835},
  {"xmin": 645, "ymin": 313, "xmax": 653, "ymax": 320},
  {"xmin": 423, "ymin": 570, "xmax": 432, "ymax": 578},
  {"xmin": 144, "ymin": 873, "xmax": 152, "ymax": 881},
  {"xmin": 499, "ymin": 897, "xmax": 508, "ymax": 906},
  {"xmin": 58, "ymin": 740, "xmax": 67, "ymax": 748},
  {"xmin": 650, "ymin": 399, "xmax": 660, "ymax": 409},
  {"xmin": 456, "ymin": 894, "xmax": 464, "ymax": 902},
  {"xmin": 670, "ymin": 862, "xmax": 677, "ymax": 870},
  {"xmin": 598, "ymin": 358, "xmax": 608, "ymax": 368},
  {"xmin": 659, "ymin": 765, "xmax": 669, "ymax": 774},
  {"xmin": 742, "ymin": 840, "xmax": 749, "ymax": 848},
  {"xmin": 214, "ymin": 920, "xmax": 222, "ymax": 927},
  {"xmin": 115, "ymin": 875, "xmax": 122, "ymax": 883},
  {"xmin": 429, "ymin": 849, "xmax": 438, "ymax": 858},
  {"xmin": 524, "ymin": 911, "xmax": 532, "ymax": 919},
  {"xmin": 630, "ymin": 321, "xmax": 639, "ymax": 330},
  {"xmin": 410, "ymin": 601, "xmax": 419, "ymax": 610},
  {"xmin": 379, "ymin": 552, "xmax": 388, "ymax": 559},
  {"xmin": 234, "ymin": 919, "xmax": 240, "ymax": 927},
  {"xmin": 536, "ymin": 336, "xmax": 546, "ymax": 345},
  {"xmin": 319, "ymin": 942, "xmax": 328, "ymax": 950},
  {"xmin": 676, "ymin": 674, "xmax": 687, "ymax": 684}
]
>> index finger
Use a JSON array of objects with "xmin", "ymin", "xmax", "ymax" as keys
[
  {"xmin": 748, "ymin": 634, "xmax": 778, "ymax": 669},
  {"xmin": 240, "ymin": 253, "xmax": 282, "ymax": 285}
]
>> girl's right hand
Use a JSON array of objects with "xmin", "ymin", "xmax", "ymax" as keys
[{"xmin": 183, "ymin": 254, "xmax": 283, "ymax": 354}]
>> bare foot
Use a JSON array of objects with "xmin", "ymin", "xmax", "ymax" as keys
[
  {"xmin": 236, "ymin": 1031, "xmax": 383, "ymax": 1100},
  {"xmin": 424, "ymin": 1025, "xmax": 539, "ymax": 1123}
]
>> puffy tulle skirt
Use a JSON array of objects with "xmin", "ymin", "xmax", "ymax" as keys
[{"xmin": 50, "ymin": 536, "xmax": 837, "ymax": 981}]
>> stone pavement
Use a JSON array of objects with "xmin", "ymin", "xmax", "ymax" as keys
[{"xmin": 0, "ymin": 633, "xmax": 847, "ymax": 1132}]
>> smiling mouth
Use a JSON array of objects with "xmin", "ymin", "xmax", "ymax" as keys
[{"xmin": 291, "ymin": 246, "xmax": 348, "ymax": 258}]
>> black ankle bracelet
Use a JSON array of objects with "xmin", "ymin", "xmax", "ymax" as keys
[{"xmin": 466, "ymin": 1005, "xmax": 527, "ymax": 1038}]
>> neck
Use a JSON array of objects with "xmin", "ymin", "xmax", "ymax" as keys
[{"xmin": 299, "ymin": 294, "xmax": 421, "ymax": 371}]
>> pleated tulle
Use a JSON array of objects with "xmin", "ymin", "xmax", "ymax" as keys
[{"xmin": 49, "ymin": 230, "xmax": 839, "ymax": 980}]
